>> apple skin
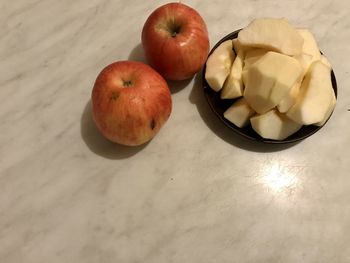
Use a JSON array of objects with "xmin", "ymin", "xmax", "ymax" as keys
[
  {"xmin": 142, "ymin": 2, "xmax": 209, "ymax": 80},
  {"xmin": 91, "ymin": 61, "xmax": 172, "ymax": 146}
]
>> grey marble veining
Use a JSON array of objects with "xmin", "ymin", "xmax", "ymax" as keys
[{"xmin": 1, "ymin": 0, "xmax": 350, "ymax": 262}]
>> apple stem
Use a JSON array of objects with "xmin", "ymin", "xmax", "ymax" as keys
[
  {"xmin": 167, "ymin": 21, "xmax": 181, "ymax": 38},
  {"xmin": 170, "ymin": 26, "xmax": 181, "ymax": 38}
]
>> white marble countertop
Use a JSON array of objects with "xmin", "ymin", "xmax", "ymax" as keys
[{"xmin": 1, "ymin": 0, "xmax": 350, "ymax": 262}]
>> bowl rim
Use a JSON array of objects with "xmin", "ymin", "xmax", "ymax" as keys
[{"xmin": 202, "ymin": 29, "xmax": 338, "ymax": 144}]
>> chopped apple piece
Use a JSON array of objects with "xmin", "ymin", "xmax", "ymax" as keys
[
  {"xmin": 238, "ymin": 18, "xmax": 304, "ymax": 56},
  {"xmin": 277, "ymin": 81, "xmax": 301, "ymax": 113},
  {"xmin": 286, "ymin": 61, "xmax": 334, "ymax": 125},
  {"xmin": 221, "ymin": 79, "xmax": 242, "ymax": 100},
  {"xmin": 205, "ymin": 40, "xmax": 235, "ymax": 92},
  {"xmin": 232, "ymin": 38, "xmax": 252, "ymax": 54},
  {"xmin": 293, "ymin": 53, "xmax": 313, "ymax": 76},
  {"xmin": 320, "ymin": 55, "xmax": 332, "ymax": 68},
  {"xmin": 242, "ymin": 68, "xmax": 248, "ymax": 87},
  {"xmin": 224, "ymin": 97, "xmax": 255, "ymax": 128},
  {"xmin": 250, "ymin": 109, "xmax": 302, "ymax": 140},
  {"xmin": 232, "ymin": 39, "xmax": 242, "ymax": 54},
  {"xmin": 243, "ymin": 48, "xmax": 268, "ymax": 70},
  {"xmin": 297, "ymin": 29, "xmax": 321, "ymax": 63},
  {"xmin": 221, "ymin": 50, "xmax": 245, "ymax": 99},
  {"xmin": 229, "ymin": 50, "xmax": 244, "ymax": 80},
  {"xmin": 243, "ymin": 51, "xmax": 303, "ymax": 114},
  {"xmin": 315, "ymin": 91, "xmax": 336, "ymax": 126}
]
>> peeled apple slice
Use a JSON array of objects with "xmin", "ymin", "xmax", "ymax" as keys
[
  {"xmin": 232, "ymin": 38, "xmax": 252, "ymax": 54},
  {"xmin": 320, "ymin": 55, "xmax": 332, "ymax": 68},
  {"xmin": 237, "ymin": 18, "xmax": 304, "ymax": 56},
  {"xmin": 232, "ymin": 39, "xmax": 242, "ymax": 54},
  {"xmin": 243, "ymin": 48, "xmax": 268, "ymax": 72},
  {"xmin": 293, "ymin": 53, "xmax": 313, "ymax": 76},
  {"xmin": 286, "ymin": 61, "xmax": 334, "ymax": 125},
  {"xmin": 250, "ymin": 109, "xmax": 302, "ymax": 140},
  {"xmin": 224, "ymin": 97, "xmax": 255, "ymax": 128},
  {"xmin": 243, "ymin": 51, "xmax": 303, "ymax": 114},
  {"xmin": 221, "ymin": 50, "xmax": 245, "ymax": 99},
  {"xmin": 297, "ymin": 29, "xmax": 321, "ymax": 63},
  {"xmin": 315, "ymin": 91, "xmax": 336, "ymax": 126},
  {"xmin": 205, "ymin": 40, "xmax": 235, "ymax": 92},
  {"xmin": 277, "ymin": 81, "xmax": 301, "ymax": 113}
]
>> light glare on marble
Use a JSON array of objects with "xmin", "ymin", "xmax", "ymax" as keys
[{"xmin": 262, "ymin": 163, "xmax": 299, "ymax": 194}]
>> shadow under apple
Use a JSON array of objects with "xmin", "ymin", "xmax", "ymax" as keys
[
  {"xmin": 80, "ymin": 100, "xmax": 148, "ymax": 160},
  {"xmin": 189, "ymin": 70, "xmax": 300, "ymax": 152},
  {"xmin": 128, "ymin": 43, "xmax": 147, "ymax": 63},
  {"xmin": 128, "ymin": 43, "xmax": 191, "ymax": 94}
]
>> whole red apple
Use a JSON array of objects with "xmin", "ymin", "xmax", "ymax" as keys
[
  {"xmin": 91, "ymin": 61, "xmax": 172, "ymax": 146},
  {"xmin": 142, "ymin": 2, "xmax": 209, "ymax": 81}
]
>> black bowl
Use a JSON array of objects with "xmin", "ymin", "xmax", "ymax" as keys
[{"xmin": 202, "ymin": 29, "xmax": 337, "ymax": 144}]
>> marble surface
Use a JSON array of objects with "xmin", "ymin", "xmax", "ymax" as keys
[{"xmin": 1, "ymin": 0, "xmax": 350, "ymax": 262}]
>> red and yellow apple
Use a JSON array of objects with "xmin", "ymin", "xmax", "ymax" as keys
[
  {"xmin": 142, "ymin": 2, "xmax": 209, "ymax": 80},
  {"xmin": 91, "ymin": 61, "xmax": 172, "ymax": 146}
]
